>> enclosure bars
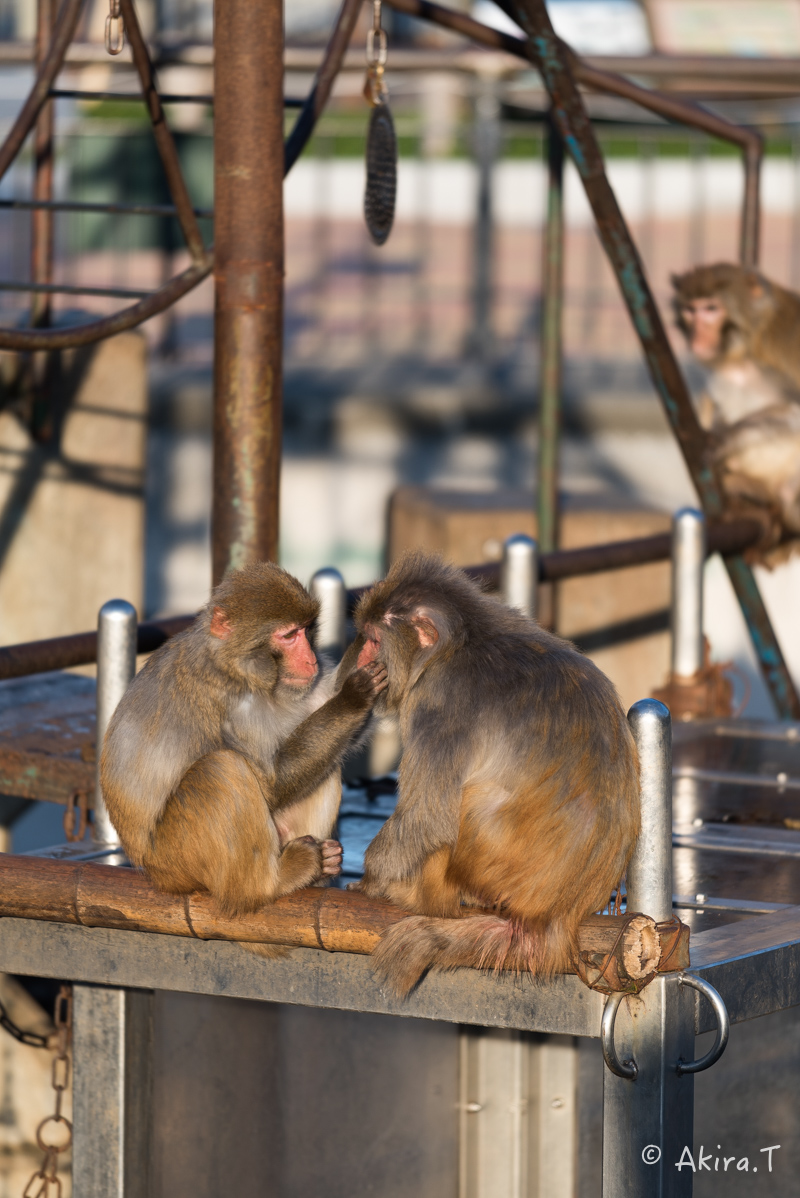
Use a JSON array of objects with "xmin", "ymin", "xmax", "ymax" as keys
[
  {"xmin": 671, "ymin": 508, "xmax": 705, "ymax": 680},
  {"xmin": 503, "ymin": 0, "xmax": 798, "ymax": 718},
  {"xmin": 93, "ymin": 599, "xmax": 136, "ymax": 847},
  {"xmin": 500, "ymin": 534, "xmax": 538, "ymax": 618},
  {"xmin": 0, "ymin": 0, "xmax": 359, "ymax": 352},
  {"xmin": 0, "ymin": 0, "xmax": 787, "ymax": 707},
  {"xmin": 537, "ymin": 112, "xmax": 565, "ymax": 627},
  {"xmin": 32, "ymin": 0, "xmax": 54, "ymax": 323},
  {"xmin": 0, "ymin": 0, "xmax": 214, "ymax": 352},
  {"xmin": 0, "ymin": 517, "xmax": 763, "ymax": 682},
  {"xmin": 602, "ymin": 699, "xmax": 694, "ymax": 1197},
  {"xmin": 384, "ymin": 0, "xmax": 762, "ymax": 267},
  {"xmin": 310, "ymin": 567, "xmax": 347, "ymax": 662}
]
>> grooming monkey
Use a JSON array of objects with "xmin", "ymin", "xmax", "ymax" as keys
[
  {"xmin": 345, "ymin": 553, "xmax": 640, "ymax": 995},
  {"xmin": 100, "ymin": 562, "xmax": 386, "ymax": 914},
  {"xmin": 673, "ymin": 263, "xmax": 800, "ymax": 546}
]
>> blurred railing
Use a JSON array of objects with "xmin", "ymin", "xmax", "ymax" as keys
[{"xmin": 1, "ymin": 90, "xmax": 796, "ymax": 372}]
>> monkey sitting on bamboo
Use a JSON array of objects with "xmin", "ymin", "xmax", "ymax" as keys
[
  {"xmin": 343, "ymin": 552, "xmax": 640, "ymax": 996},
  {"xmin": 100, "ymin": 562, "xmax": 387, "ymax": 918},
  {"xmin": 673, "ymin": 262, "xmax": 800, "ymax": 554}
]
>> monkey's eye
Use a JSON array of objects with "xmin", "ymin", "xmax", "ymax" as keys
[{"xmin": 274, "ymin": 626, "xmax": 304, "ymax": 643}]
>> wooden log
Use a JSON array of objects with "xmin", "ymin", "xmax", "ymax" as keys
[{"xmin": 0, "ymin": 855, "xmax": 689, "ymax": 986}]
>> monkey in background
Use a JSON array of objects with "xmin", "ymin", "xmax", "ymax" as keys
[
  {"xmin": 673, "ymin": 263, "xmax": 800, "ymax": 549},
  {"xmin": 101, "ymin": 562, "xmax": 387, "ymax": 916},
  {"xmin": 345, "ymin": 553, "xmax": 640, "ymax": 996},
  {"xmin": 673, "ymin": 263, "xmax": 800, "ymax": 429}
]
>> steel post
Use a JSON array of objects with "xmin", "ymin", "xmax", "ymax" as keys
[
  {"xmin": 72, "ymin": 984, "xmax": 153, "ymax": 1198},
  {"xmin": 626, "ymin": 698, "xmax": 672, "ymax": 921},
  {"xmin": 310, "ymin": 567, "xmax": 347, "ymax": 662},
  {"xmin": 601, "ymin": 974, "xmax": 695, "ymax": 1198},
  {"xmin": 94, "ymin": 599, "xmax": 136, "ymax": 846},
  {"xmin": 601, "ymin": 698, "xmax": 693, "ymax": 1198},
  {"xmin": 212, "ymin": 0, "xmax": 284, "ymax": 583},
  {"xmin": 501, "ymin": 534, "xmax": 538, "ymax": 619},
  {"xmin": 671, "ymin": 508, "xmax": 706, "ymax": 679}
]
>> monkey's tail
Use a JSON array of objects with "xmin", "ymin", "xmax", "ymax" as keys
[{"xmin": 371, "ymin": 913, "xmax": 575, "ymax": 997}]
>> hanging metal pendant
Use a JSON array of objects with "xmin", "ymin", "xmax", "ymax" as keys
[{"xmin": 364, "ymin": 103, "xmax": 397, "ymax": 247}]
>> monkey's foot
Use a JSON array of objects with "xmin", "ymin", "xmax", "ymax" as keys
[
  {"xmin": 346, "ymin": 879, "xmax": 364, "ymax": 892},
  {"xmin": 321, "ymin": 838, "xmax": 343, "ymax": 876}
]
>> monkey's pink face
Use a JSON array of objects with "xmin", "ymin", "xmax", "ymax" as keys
[
  {"xmin": 357, "ymin": 627, "xmax": 381, "ymax": 668},
  {"xmin": 681, "ymin": 297, "xmax": 726, "ymax": 361},
  {"xmin": 271, "ymin": 624, "xmax": 319, "ymax": 686}
]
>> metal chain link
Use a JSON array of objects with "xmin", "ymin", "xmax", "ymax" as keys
[
  {"xmin": 0, "ymin": 999, "xmax": 50, "ymax": 1050},
  {"xmin": 23, "ymin": 986, "xmax": 73, "ymax": 1198},
  {"xmin": 105, "ymin": 0, "xmax": 124, "ymax": 55},
  {"xmin": 363, "ymin": 0, "xmax": 388, "ymax": 107}
]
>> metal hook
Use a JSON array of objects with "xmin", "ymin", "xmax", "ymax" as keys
[
  {"xmin": 676, "ymin": 974, "xmax": 730, "ymax": 1075},
  {"xmin": 601, "ymin": 991, "xmax": 638, "ymax": 1080},
  {"xmin": 105, "ymin": 0, "xmax": 124, "ymax": 55}
]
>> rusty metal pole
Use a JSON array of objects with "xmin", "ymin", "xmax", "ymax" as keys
[
  {"xmin": 32, "ymin": 0, "xmax": 54, "ymax": 327},
  {"xmin": 212, "ymin": 0, "xmax": 284, "ymax": 583},
  {"xmin": 536, "ymin": 111, "xmax": 564, "ymax": 627}
]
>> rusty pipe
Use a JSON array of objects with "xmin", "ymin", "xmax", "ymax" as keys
[{"xmin": 212, "ymin": 0, "xmax": 285, "ymax": 581}]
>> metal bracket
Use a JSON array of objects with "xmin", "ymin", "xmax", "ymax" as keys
[
  {"xmin": 676, "ymin": 973, "xmax": 730, "ymax": 1075},
  {"xmin": 600, "ymin": 991, "xmax": 637, "ymax": 1080},
  {"xmin": 601, "ymin": 974, "xmax": 730, "ymax": 1081}
]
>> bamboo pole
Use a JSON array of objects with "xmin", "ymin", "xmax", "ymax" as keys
[{"xmin": 0, "ymin": 856, "xmax": 689, "ymax": 988}]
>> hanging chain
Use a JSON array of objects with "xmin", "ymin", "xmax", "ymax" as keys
[
  {"xmin": 363, "ymin": 0, "xmax": 388, "ymax": 108},
  {"xmin": 0, "ymin": 999, "xmax": 50, "ymax": 1050},
  {"xmin": 105, "ymin": 0, "xmax": 124, "ymax": 55},
  {"xmin": 23, "ymin": 986, "xmax": 73, "ymax": 1198}
]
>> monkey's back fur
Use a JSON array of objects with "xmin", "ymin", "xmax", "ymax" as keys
[{"xmin": 355, "ymin": 554, "xmax": 640, "ymax": 995}]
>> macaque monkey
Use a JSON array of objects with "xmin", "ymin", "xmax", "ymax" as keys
[
  {"xmin": 673, "ymin": 263, "xmax": 800, "ymax": 429},
  {"xmin": 100, "ymin": 562, "xmax": 387, "ymax": 916},
  {"xmin": 346, "ymin": 553, "xmax": 640, "ymax": 995},
  {"xmin": 673, "ymin": 264, "xmax": 800, "ymax": 549}
]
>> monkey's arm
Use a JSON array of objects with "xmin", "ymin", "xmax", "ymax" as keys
[
  {"xmin": 269, "ymin": 662, "xmax": 386, "ymax": 810},
  {"xmin": 359, "ymin": 723, "xmax": 465, "ymax": 893}
]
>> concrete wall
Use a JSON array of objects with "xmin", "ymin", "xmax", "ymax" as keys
[{"xmin": 0, "ymin": 333, "xmax": 147, "ymax": 646}]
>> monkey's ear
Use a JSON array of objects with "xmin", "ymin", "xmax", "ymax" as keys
[
  {"xmin": 210, "ymin": 606, "xmax": 233, "ymax": 639},
  {"xmin": 411, "ymin": 618, "xmax": 438, "ymax": 648},
  {"xmin": 410, "ymin": 605, "xmax": 448, "ymax": 649}
]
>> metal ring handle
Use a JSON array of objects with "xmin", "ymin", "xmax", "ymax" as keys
[
  {"xmin": 677, "ymin": 974, "xmax": 729, "ymax": 1075},
  {"xmin": 601, "ymin": 991, "xmax": 638, "ymax": 1080}
]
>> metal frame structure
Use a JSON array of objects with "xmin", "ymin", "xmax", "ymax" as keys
[
  {"xmin": 0, "ymin": 3, "xmax": 800, "ymax": 1190},
  {"xmin": 0, "ymin": 0, "xmax": 794, "ymax": 710}
]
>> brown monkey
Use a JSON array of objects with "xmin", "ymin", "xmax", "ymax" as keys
[
  {"xmin": 345, "ymin": 553, "xmax": 640, "ymax": 995},
  {"xmin": 100, "ymin": 562, "xmax": 386, "ymax": 915},
  {"xmin": 673, "ymin": 264, "xmax": 800, "ymax": 551},
  {"xmin": 672, "ymin": 263, "xmax": 800, "ymax": 430}
]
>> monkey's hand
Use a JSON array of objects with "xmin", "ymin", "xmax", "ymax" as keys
[
  {"xmin": 320, "ymin": 838, "xmax": 343, "ymax": 877},
  {"xmin": 338, "ymin": 661, "xmax": 388, "ymax": 709},
  {"xmin": 282, "ymin": 835, "xmax": 343, "ymax": 883}
]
